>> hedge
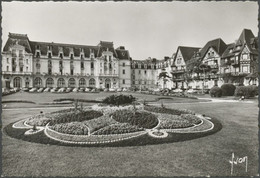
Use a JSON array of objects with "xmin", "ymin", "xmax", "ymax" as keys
[
  {"xmin": 235, "ymin": 85, "xmax": 258, "ymax": 98},
  {"xmin": 210, "ymin": 86, "xmax": 222, "ymax": 97},
  {"xmin": 221, "ymin": 83, "xmax": 236, "ymax": 96}
]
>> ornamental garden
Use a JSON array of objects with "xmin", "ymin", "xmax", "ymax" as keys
[{"xmin": 6, "ymin": 94, "xmax": 221, "ymax": 147}]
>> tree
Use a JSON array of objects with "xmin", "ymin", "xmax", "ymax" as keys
[
  {"xmin": 198, "ymin": 63, "xmax": 211, "ymax": 93},
  {"xmin": 158, "ymin": 71, "xmax": 170, "ymax": 89}
]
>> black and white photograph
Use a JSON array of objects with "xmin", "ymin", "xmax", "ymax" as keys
[{"xmin": 1, "ymin": 1, "xmax": 259, "ymax": 177}]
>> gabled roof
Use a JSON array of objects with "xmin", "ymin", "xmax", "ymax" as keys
[
  {"xmin": 200, "ymin": 38, "xmax": 227, "ymax": 58},
  {"xmin": 3, "ymin": 33, "xmax": 32, "ymax": 53},
  {"xmin": 236, "ymin": 29, "xmax": 257, "ymax": 55},
  {"xmin": 221, "ymin": 43, "xmax": 235, "ymax": 58},
  {"xmin": 175, "ymin": 46, "xmax": 201, "ymax": 62}
]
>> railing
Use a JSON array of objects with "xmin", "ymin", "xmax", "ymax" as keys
[
  {"xmin": 99, "ymin": 73, "xmax": 118, "ymax": 77},
  {"xmin": 2, "ymin": 71, "xmax": 32, "ymax": 75},
  {"xmin": 171, "ymin": 69, "xmax": 185, "ymax": 74}
]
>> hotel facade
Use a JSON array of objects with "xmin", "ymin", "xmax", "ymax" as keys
[{"xmin": 1, "ymin": 29, "xmax": 258, "ymax": 91}]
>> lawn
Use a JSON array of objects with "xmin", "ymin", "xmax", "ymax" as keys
[{"xmin": 1, "ymin": 92, "xmax": 258, "ymax": 177}]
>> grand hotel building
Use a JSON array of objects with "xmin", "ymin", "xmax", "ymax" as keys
[
  {"xmin": 1, "ymin": 29, "xmax": 258, "ymax": 91},
  {"xmin": 2, "ymin": 33, "xmax": 132, "ymax": 89}
]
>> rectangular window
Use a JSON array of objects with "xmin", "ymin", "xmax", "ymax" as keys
[
  {"xmin": 144, "ymin": 70, "xmax": 147, "ymax": 74},
  {"xmin": 242, "ymin": 66, "xmax": 249, "ymax": 73},
  {"xmin": 123, "ymin": 63, "xmax": 125, "ymax": 67},
  {"xmin": 242, "ymin": 54, "xmax": 248, "ymax": 60},
  {"xmin": 20, "ymin": 66, "xmax": 23, "ymax": 72},
  {"xmin": 26, "ymin": 59, "xmax": 28, "ymax": 64},
  {"xmin": 7, "ymin": 58, "xmax": 9, "ymax": 63},
  {"xmin": 26, "ymin": 67, "xmax": 28, "ymax": 72},
  {"xmin": 6, "ymin": 66, "xmax": 9, "ymax": 71},
  {"xmin": 123, "ymin": 79, "xmax": 125, "ymax": 84},
  {"xmin": 123, "ymin": 69, "xmax": 125, "ymax": 74},
  {"xmin": 139, "ymin": 70, "xmax": 141, "ymax": 74},
  {"xmin": 81, "ymin": 62, "xmax": 84, "ymax": 69},
  {"xmin": 71, "ymin": 69, "xmax": 74, "ymax": 75}
]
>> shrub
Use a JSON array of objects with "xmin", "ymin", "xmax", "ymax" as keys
[
  {"xmin": 92, "ymin": 123, "xmax": 144, "ymax": 135},
  {"xmin": 110, "ymin": 110, "xmax": 158, "ymax": 129},
  {"xmin": 221, "ymin": 83, "xmax": 236, "ymax": 96},
  {"xmin": 49, "ymin": 122, "xmax": 89, "ymax": 135},
  {"xmin": 235, "ymin": 85, "xmax": 258, "ymax": 98},
  {"xmin": 144, "ymin": 105, "xmax": 195, "ymax": 115},
  {"xmin": 102, "ymin": 94, "xmax": 136, "ymax": 106},
  {"xmin": 210, "ymin": 86, "xmax": 222, "ymax": 97}
]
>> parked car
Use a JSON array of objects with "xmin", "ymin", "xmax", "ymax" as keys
[
  {"xmin": 78, "ymin": 88, "xmax": 84, "ymax": 92},
  {"xmin": 104, "ymin": 88, "xmax": 109, "ymax": 92},
  {"xmin": 37, "ymin": 88, "xmax": 44, "ymax": 92},
  {"xmin": 50, "ymin": 88, "xmax": 58, "ymax": 93},
  {"xmin": 91, "ymin": 88, "xmax": 97, "ymax": 92},
  {"xmin": 29, "ymin": 88, "xmax": 37, "ymax": 92},
  {"xmin": 85, "ymin": 88, "xmax": 91, "ymax": 92},
  {"xmin": 172, "ymin": 88, "xmax": 183, "ymax": 93},
  {"xmin": 66, "ymin": 88, "xmax": 72, "ymax": 93},
  {"xmin": 186, "ymin": 88, "xmax": 198, "ymax": 94},
  {"xmin": 117, "ymin": 88, "xmax": 122, "ymax": 92},
  {"xmin": 44, "ymin": 88, "xmax": 51, "ymax": 92},
  {"xmin": 109, "ymin": 88, "xmax": 116, "ymax": 92},
  {"xmin": 22, "ymin": 88, "xmax": 29, "ymax": 92},
  {"xmin": 72, "ymin": 88, "xmax": 78, "ymax": 92},
  {"xmin": 122, "ymin": 88, "xmax": 128, "ymax": 92},
  {"xmin": 58, "ymin": 88, "xmax": 66, "ymax": 93}
]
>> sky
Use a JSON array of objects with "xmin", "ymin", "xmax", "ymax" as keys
[{"xmin": 2, "ymin": 1, "xmax": 258, "ymax": 60}]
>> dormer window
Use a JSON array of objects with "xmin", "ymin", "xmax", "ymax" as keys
[
  {"xmin": 59, "ymin": 53, "xmax": 63, "ymax": 59},
  {"xmin": 70, "ymin": 54, "xmax": 74, "ymax": 59},
  {"xmin": 80, "ymin": 54, "xmax": 84, "ymax": 59},
  {"xmin": 36, "ymin": 45, "xmax": 40, "ymax": 50},
  {"xmin": 36, "ymin": 52, "xmax": 40, "ymax": 58},
  {"xmin": 229, "ymin": 49, "xmax": 233, "ymax": 53},
  {"xmin": 48, "ymin": 52, "xmax": 52, "ymax": 58}
]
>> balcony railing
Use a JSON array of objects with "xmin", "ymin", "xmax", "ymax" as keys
[
  {"xmin": 2, "ymin": 71, "xmax": 32, "ymax": 75},
  {"xmin": 99, "ymin": 73, "xmax": 119, "ymax": 77},
  {"xmin": 171, "ymin": 69, "xmax": 185, "ymax": 74}
]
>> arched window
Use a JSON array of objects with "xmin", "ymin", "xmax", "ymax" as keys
[
  {"xmin": 68, "ymin": 78, "xmax": 76, "ymax": 87},
  {"xmin": 57, "ymin": 78, "xmax": 65, "ymax": 87},
  {"xmin": 34, "ymin": 77, "xmax": 42, "ymax": 87},
  {"xmin": 13, "ymin": 77, "xmax": 22, "ymax": 88},
  {"xmin": 89, "ymin": 78, "xmax": 95, "ymax": 87},
  {"xmin": 79, "ymin": 78, "xmax": 86, "ymax": 87},
  {"xmin": 46, "ymin": 78, "xmax": 54, "ymax": 88}
]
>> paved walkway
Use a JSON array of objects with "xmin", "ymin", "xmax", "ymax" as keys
[{"xmin": 197, "ymin": 97, "xmax": 255, "ymax": 103}]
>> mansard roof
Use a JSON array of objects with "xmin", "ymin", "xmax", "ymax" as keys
[
  {"xmin": 29, "ymin": 41, "xmax": 99, "ymax": 57},
  {"xmin": 115, "ymin": 47, "xmax": 130, "ymax": 60},
  {"xmin": 199, "ymin": 38, "xmax": 227, "ymax": 58},
  {"xmin": 97, "ymin": 41, "xmax": 118, "ymax": 58},
  {"xmin": 3, "ymin": 33, "xmax": 32, "ymax": 53},
  {"xmin": 3, "ymin": 33, "xmax": 131, "ymax": 59}
]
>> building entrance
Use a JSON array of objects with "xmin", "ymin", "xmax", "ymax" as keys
[{"xmin": 105, "ymin": 78, "xmax": 111, "ymax": 88}]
